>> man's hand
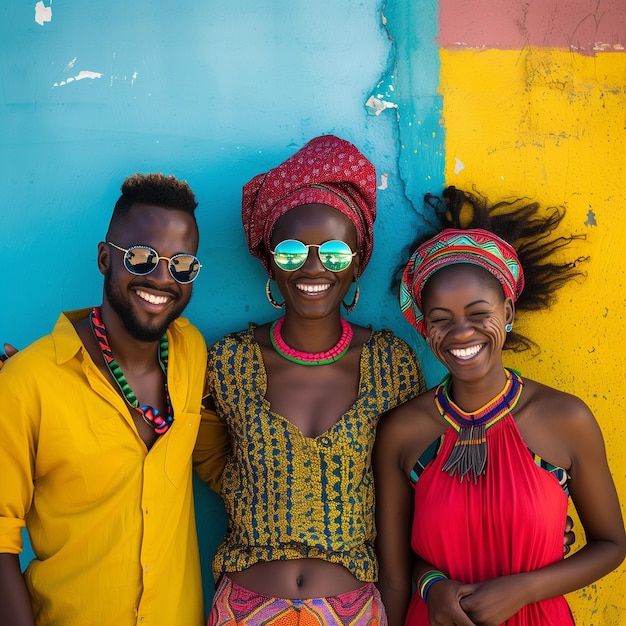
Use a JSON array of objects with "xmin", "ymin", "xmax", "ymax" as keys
[
  {"xmin": 0, "ymin": 343, "xmax": 19, "ymax": 368},
  {"xmin": 563, "ymin": 515, "xmax": 575, "ymax": 556}
]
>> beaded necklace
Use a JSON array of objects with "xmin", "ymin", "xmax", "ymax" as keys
[
  {"xmin": 90, "ymin": 307, "xmax": 174, "ymax": 435},
  {"xmin": 435, "ymin": 368, "xmax": 523, "ymax": 484},
  {"xmin": 270, "ymin": 315, "xmax": 353, "ymax": 365}
]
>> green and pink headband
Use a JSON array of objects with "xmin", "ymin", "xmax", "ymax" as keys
[{"xmin": 400, "ymin": 228, "xmax": 525, "ymax": 336}]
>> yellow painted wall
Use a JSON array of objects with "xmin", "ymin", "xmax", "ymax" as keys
[{"xmin": 440, "ymin": 47, "xmax": 626, "ymax": 622}]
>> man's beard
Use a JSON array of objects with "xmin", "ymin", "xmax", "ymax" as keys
[{"xmin": 104, "ymin": 268, "xmax": 191, "ymax": 342}]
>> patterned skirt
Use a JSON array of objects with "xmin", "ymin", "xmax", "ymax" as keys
[{"xmin": 208, "ymin": 576, "xmax": 387, "ymax": 626}]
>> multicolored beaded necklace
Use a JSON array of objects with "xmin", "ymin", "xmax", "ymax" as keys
[
  {"xmin": 435, "ymin": 368, "xmax": 523, "ymax": 484},
  {"xmin": 270, "ymin": 315, "xmax": 353, "ymax": 365},
  {"xmin": 90, "ymin": 306, "xmax": 174, "ymax": 435}
]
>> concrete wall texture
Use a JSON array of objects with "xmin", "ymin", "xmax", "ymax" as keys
[{"xmin": 1, "ymin": 0, "xmax": 624, "ymax": 621}]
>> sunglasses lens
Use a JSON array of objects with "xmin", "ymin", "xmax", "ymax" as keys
[
  {"xmin": 122, "ymin": 246, "xmax": 200, "ymax": 283},
  {"xmin": 169, "ymin": 255, "xmax": 201, "ymax": 283},
  {"xmin": 272, "ymin": 240, "xmax": 308, "ymax": 271},
  {"xmin": 319, "ymin": 240, "xmax": 354, "ymax": 272},
  {"xmin": 124, "ymin": 246, "xmax": 159, "ymax": 275}
]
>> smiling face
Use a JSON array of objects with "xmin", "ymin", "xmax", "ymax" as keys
[
  {"xmin": 269, "ymin": 203, "xmax": 360, "ymax": 320},
  {"xmin": 100, "ymin": 202, "xmax": 199, "ymax": 342},
  {"xmin": 422, "ymin": 263, "xmax": 514, "ymax": 382}
]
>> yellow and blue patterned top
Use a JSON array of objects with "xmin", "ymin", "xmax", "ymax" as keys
[{"xmin": 207, "ymin": 325, "xmax": 424, "ymax": 582}]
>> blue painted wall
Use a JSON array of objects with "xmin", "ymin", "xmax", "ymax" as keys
[{"xmin": 0, "ymin": 0, "xmax": 444, "ymax": 614}]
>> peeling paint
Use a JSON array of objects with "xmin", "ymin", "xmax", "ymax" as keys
[
  {"xmin": 372, "ymin": 0, "xmax": 444, "ymax": 208},
  {"xmin": 377, "ymin": 172, "xmax": 389, "ymax": 190},
  {"xmin": 365, "ymin": 73, "xmax": 399, "ymax": 116},
  {"xmin": 585, "ymin": 209, "xmax": 597, "ymax": 226},
  {"xmin": 454, "ymin": 157, "xmax": 465, "ymax": 173},
  {"xmin": 34, "ymin": 1, "xmax": 52, "ymax": 26},
  {"xmin": 53, "ymin": 70, "xmax": 103, "ymax": 88},
  {"xmin": 365, "ymin": 95, "xmax": 398, "ymax": 115}
]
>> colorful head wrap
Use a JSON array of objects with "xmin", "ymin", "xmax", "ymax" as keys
[
  {"xmin": 241, "ymin": 135, "xmax": 377, "ymax": 277},
  {"xmin": 400, "ymin": 228, "xmax": 525, "ymax": 336}
]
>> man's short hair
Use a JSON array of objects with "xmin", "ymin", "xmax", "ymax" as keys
[{"xmin": 106, "ymin": 173, "xmax": 198, "ymax": 235}]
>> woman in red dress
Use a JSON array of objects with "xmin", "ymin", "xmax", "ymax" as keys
[{"xmin": 374, "ymin": 187, "xmax": 625, "ymax": 626}]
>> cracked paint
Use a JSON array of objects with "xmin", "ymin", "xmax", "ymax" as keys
[
  {"xmin": 34, "ymin": 1, "xmax": 52, "ymax": 26},
  {"xmin": 366, "ymin": 0, "xmax": 444, "ymax": 209}
]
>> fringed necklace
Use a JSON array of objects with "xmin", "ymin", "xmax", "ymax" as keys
[
  {"xmin": 90, "ymin": 306, "xmax": 174, "ymax": 435},
  {"xmin": 270, "ymin": 315, "xmax": 353, "ymax": 365},
  {"xmin": 435, "ymin": 368, "xmax": 523, "ymax": 484}
]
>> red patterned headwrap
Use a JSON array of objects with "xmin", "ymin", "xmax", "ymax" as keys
[
  {"xmin": 400, "ymin": 228, "xmax": 525, "ymax": 336},
  {"xmin": 241, "ymin": 135, "xmax": 377, "ymax": 277}
]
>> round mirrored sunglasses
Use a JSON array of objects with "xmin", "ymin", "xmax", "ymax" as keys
[
  {"xmin": 107, "ymin": 241, "xmax": 202, "ymax": 284},
  {"xmin": 271, "ymin": 239, "xmax": 356, "ymax": 272}
]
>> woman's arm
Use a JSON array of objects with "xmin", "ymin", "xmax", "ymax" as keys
[
  {"xmin": 375, "ymin": 396, "xmax": 478, "ymax": 626},
  {"xmin": 373, "ymin": 409, "xmax": 416, "ymax": 626},
  {"xmin": 0, "ymin": 553, "xmax": 35, "ymax": 625},
  {"xmin": 412, "ymin": 557, "xmax": 476, "ymax": 626}
]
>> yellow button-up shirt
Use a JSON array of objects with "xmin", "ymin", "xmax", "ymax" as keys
[{"xmin": 0, "ymin": 309, "xmax": 226, "ymax": 626}]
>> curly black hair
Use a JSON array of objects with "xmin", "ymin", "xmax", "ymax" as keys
[
  {"xmin": 106, "ymin": 173, "xmax": 198, "ymax": 236},
  {"xmin": 394, "ymin": 186, "xmax": 588, "ymax": 352}
]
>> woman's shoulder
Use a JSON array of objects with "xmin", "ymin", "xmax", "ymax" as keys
[
  {"xmin": 519, "ymin": 376, "xmax": 600, "ymax": 457},
  {"xmin": 366, "ymin": 328, "xmax": 425, "ymax": 390},
  {"xmin": 378, "ymin": 388, "xmax": 437, "ymax": 433},
  {"xmin": 522, "ymin": 377, "xmax": 593, "ymax": 420},
  {"xmin": 376, "ymin": 388, "xmax": 445, "ymax": 461},
  {"xmin": 207, "ymin": 324, "xmax": 260, "ymax": 356},
  {"xmin": 366, "ymin": 327, "xmax": 417, "ymax": 357}
]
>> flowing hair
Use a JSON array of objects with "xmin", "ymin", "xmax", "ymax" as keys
[{"xmin": 394, "ymin": 186, "xmax": 588, "ymax": 352}]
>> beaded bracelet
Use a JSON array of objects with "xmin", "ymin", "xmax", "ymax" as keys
[{"xmin": 418, "ymin": 569, "xmax": 448, "ymax": 604}]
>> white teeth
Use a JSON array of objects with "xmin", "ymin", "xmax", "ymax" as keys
[
  {"xmin": 450, "ymin": 345, "xmax": 483, "ymax": 360},
  {"xmin": 296, "ymin": 283, "xmax": 330, "ymax": 294},
  {"xmin": 136, "ymin": 290, "xmax": 169, "ymax": 305}
]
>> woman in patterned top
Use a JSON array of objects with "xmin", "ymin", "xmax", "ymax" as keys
[
  {"xmin": 204, "ymin": 134, "xmax": 426, "ymax": 625},
  {"xmin": 374, "ymin": 187, "xmax": 625, "ymax": 626}
]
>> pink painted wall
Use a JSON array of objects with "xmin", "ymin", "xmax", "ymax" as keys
[{"xmin": 438, "ymin": 0, "xmax": 625, "ymax": 53}]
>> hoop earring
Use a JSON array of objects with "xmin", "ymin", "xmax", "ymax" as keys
[
  {"xmin": 265, "ymin": 278, "xmax": 285, "ymax": 309},
  {"xmin": 342, "ymin": 283, "xmax": 360, "ymax": 315}
]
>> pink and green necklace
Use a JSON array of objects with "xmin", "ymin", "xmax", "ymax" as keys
[
  {"xmin": 270, "ymin": 315, "xmax": 353, "ymax": 366},
  {"xmin": 90, "ymin": 306, "xmax": 174, "ymax": 435}
]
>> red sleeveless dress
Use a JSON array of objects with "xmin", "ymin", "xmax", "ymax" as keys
[{"xmin": 405, "ymin": 389, "xmax": 574, "ymax": 625}]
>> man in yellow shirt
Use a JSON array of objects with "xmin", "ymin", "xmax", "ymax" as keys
[{"xmin": 0, "ymin": 173, "xmax": 228, "ymax": 626}]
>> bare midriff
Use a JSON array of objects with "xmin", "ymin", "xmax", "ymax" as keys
[{"xmin": 227, "ymin": 558, "xmax": 364, "ymax": 598}]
